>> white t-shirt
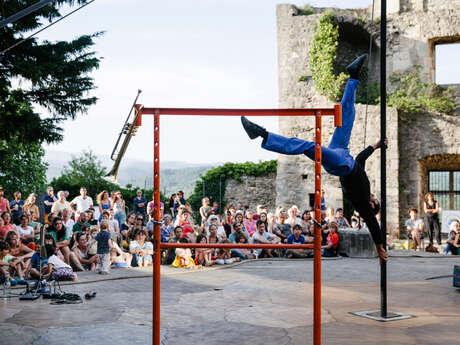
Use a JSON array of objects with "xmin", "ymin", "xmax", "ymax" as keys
[
  {"xmin": 63, "ymin": 218, "xmax": 75, "ymax": 239},
  {"xmin": 108, "ymin": 219, "xmax": 118, "ymax": 233},
  {"xmin": 48, "ymin": 254, "xmax": 71, "ymax": 269},
  {"xmin": 405, "ymin": 218, "xmax": 423, "ymax": 230},
  {"xmin": 17, "ymin": 225, "xmax": 34, "ymax": 237},
  {"xmin": 71, "ymin": 196, "xmax": 93, "ymax": 213},
  {"xmin": 252, "ymin": 231, "xmax": 276, "ymax": 243}
]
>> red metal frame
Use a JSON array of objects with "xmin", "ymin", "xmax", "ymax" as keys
[{"xmin": 140, "ymin": 105, "xmax": 342, "ymax": 345}]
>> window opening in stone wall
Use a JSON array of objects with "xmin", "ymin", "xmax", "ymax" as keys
[
  {"xmin": 435, "ymin": 43, "xmax": 460, "ymax": 85},
  {"xmin": 428, "ymin": 170, "xmax": 460, "ymax": 210}
]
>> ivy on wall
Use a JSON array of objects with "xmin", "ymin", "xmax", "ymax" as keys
[{"xmin": 187, "ymin": 160, "xmax": 277, "ymax": 222}]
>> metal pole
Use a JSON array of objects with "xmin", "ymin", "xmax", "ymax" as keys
[
  {"xmin": 380, "ymin": 0, "xmax": 388, "ymax": 319},
  {"xmin": 153, "ymin": 113, "xmax": 161, "ymax": 345},
  {"xmin": 313, "ymin": 111, "xmax": 322, "ymax": 345}
]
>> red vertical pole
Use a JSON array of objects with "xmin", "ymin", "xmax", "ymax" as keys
[
  {"xmin": 313, "ymin": 111, "xmax": 322, "ymax": 345},
  {"xmin": 153, "ymin": 112, "xmax": 161, "ymax": 345}
]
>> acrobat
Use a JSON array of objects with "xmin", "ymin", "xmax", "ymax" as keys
[{"xmin": 241, "ymin": 54, "xmax": 388, "ymax": 263}]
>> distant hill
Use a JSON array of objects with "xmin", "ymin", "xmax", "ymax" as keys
[{"xmin": 44, "ymin": 150, "xmax": 217, "ymax": 197}]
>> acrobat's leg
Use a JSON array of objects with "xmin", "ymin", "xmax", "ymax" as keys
[{"xmin": 328, "ymin": 78, "xmax": 360, "ymax": 149}]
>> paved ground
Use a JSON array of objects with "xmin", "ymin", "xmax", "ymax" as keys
[{"xmin": 0, "ymin": 256, "xmax": 459, "ymax": 345}]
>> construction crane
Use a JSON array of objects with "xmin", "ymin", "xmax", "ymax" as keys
[{"xmin": 107, "ymin": 90, "xmax": 143, "ymax": 182}]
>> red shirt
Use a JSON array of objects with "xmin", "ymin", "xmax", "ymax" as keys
[
  {"xmin": 0, "ymin": 198, "xmax": 9, "ymax": 212},
  {"xmin": 179, "ymin": 220, "xmax": 194, "ymax": 237},
  {"xmin": 327, "ymin": 233, "xmax": 339, "ymax": 249}
]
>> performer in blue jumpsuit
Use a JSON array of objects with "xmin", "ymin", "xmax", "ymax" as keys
[{"xmin": 241, "ymin": 54, "xmax": 388, "ymax": 263}]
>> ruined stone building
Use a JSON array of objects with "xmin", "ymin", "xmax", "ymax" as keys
[{"xmin": 274, "ymin": 0, "xmax": 460, "ymax": 235}]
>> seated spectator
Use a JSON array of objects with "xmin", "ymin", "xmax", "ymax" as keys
[
  {"xmin": 129, "ymin": 229, "xmax": 153, "ymax": 267},
  {"xmin": 335, "ymin": 208, "xmax": 350, "ymax": 228},
  {"xmin": 444, "ymin": 220, "xmax": 459, "ymax": 255},
  {"xmin": 287, "ymin": 205, "xmax": 303, "ymax": 228},
  {"xmin": 23, "ymin": 193, "xmax": 40, "ymax": 222},
  {"xmin": 25, "ymin": 244, "xmax": 49, "ymax": 280},
  {"xmin": 10, "ymin": 191, "xmax": 24, "ymax": 225},
  {"xmin": 252, "ymin": 220, "xmax": 280, "ymax": 258},
  {"xmin": 5, "ymin": 230, "xmax": 33, "ymax": 283},
  {"xmin": 51, "ymin": 191, "xmax": 72, "ymax": 215},
  {"xmin": 87, "ymin": 228, "xmax": 98, "ymax": 259},
  {"xmin": 350, "ymin": 210, "xmax": 364, "ymax": 229},
  {"xmin": 48, "ymin": 217, "xmax": 84, "ymax": 271},
  {"xmin": 86, "ymin": 208, "xmax": 99, "ymax": 227},
  {"xmin": 128, "ymin": 214, "xmax": 146, "ymax": 241},
  {"xmin": 300, "ymin": 210, "xmax": 313, "ymax": 235},
  {"xmin": 171, "ymin": 237, "xmax": 195, "ymax": 268},
  {"xmin": 159, "ymin": 215, "xmax": 174, "ymax": 243},
  {"xmin": 16, "ymin": 214, "xmax": 36, "ymax": 251},
  {"xmin": 234, "ymin": 233, "xmax": 255, "ymax": 260},
  {"xmin": 229, "ymin": 222, "xmax": 250, "ymax": 260},
  {"xmin": 273, "ymin": 209, "xmax": 291, "ymax": 243},
  {"xmin": 234, "ymin": 211, "xmax": 246, "ymax": 232},
  {"xmin": 72, "ymin": 232, "xmax": 97, "ymax": 271},
  {"xmin": 267, "ymin": 212, "xmax": 276, "ymax": 233},
  {"xmin": 405, "ymin": 208, "xmax": 424, "ymax": 251},
  {"xmin": 44, "ymin": 244, "xmax": 77, "ymax": 282},
  {"xmin": 165, "ymin": 226, "xmax": 183, "ymax": 265},
  {"xmin": 324, "ymin": 207, "xmax": 335, "ymax": 223},
  {"xmin": 195, "ymin": 234, "xmax": 213, "ymax": 266},
  {"xmin": 0, "ymin": 212, "xmax": 17, "ymax": 239},
  {"xmin": 110, "ymin": 242, "xmax": 132, "ymax": 267},
  {"xmin": 120, "ymin": 212, "xmax": 136, "ymax": 250},
  {"xmin": 101, "ymin": 211, "xmax": 120, "ymax": 235},
  {"xmin": 222, "ymin": 210, "xmax": 234, "ymax": 238},
  {"xmin": 215, "ymin": 239, "xmax": 238, "ymax": 265},
  {"xmin": 61, "ymin": 208, "xmax": 75, "ymax": 240},
  {"xmin": 321, "ymin": 222, "xmax": 339, "ymax": 257},
  {"xmin": 286, "ymin": 224, "xmax": 311, "ymax": 258},
  {"xmin": 207, "ymin": 215, "xmax": 226, "ymax": 240},
  {"xmin": 72, "ymin": 211, "xmax": 91, "ymax": 233},
  {"xmin": 243, "ymin": 210, "xmax": 256, "ymax": 237},
  {"xmin": 0, "ymin": 239, "xmax": 26, "ymax": 284},
  {"xmin": 177, "ymin": 210, "xmax": 194, "ymax": 240}
]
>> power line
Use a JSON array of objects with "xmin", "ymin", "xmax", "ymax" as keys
[{"xmin": 1, "ymin": 0, "xmax": 97, "ymax": 56}]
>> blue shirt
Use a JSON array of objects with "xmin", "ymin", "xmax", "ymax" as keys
[
  {"xmin": 161, "ymin": 224, "xmax": 174, "ymax": 243},
  {"xmin": 43, "ymin": 194, "xmax": 55, "ymax": 214},
  {"xmin": 30, "ymin": 252, "xmax": 48, "ymax": 270},
  {"xmin": 10, "ymin": 200, "xmax": 24, "ymax": 218},
  {"xmin": 95, "ymin": 230, "xmax": 111, "ymax": 254},
  {"xmin": 133, "ymin": 197, "xmax": 147, "ymax": 214},
  {"xmin": 287, "ymin": 234, "xmax": 305, "ymax": 244}
]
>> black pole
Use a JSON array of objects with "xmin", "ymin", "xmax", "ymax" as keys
[{"xmin": 380, "ymin": 0, "xmax": 388, "ymax": 318}]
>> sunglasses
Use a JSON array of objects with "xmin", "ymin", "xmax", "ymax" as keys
[{"xmin": 137, "ymin": 218, "xmax": 143, "ymax": 221}]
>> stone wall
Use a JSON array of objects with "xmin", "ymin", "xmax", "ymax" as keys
[{"xmin": 224, "ymin": 173, "xmax": 277, "ymax": 212}]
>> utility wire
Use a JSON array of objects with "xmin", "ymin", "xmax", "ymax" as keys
[
  {"xmin": 1, "ymin": 0, "xmax": 96, "ymax": 56},
  {"xmin": 0, "ymin": 0, "xmax": 57, "ymax": 29}
]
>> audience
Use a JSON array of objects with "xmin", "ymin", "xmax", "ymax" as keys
[{"xmin": 405, "ymin": 208, "xmax": 424, "ymax": 251}]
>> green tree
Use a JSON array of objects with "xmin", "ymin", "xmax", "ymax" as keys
[{"xmin": 0, "ymin": 1, "xmax": 102, "ymax": 196}]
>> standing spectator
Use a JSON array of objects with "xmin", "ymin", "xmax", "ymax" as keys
[
  {"xmin": 211, "ymin": 201, "xmax": 219, "ymax": 216},
  {"xmin": 112, "ymin": 191, "xmax": 126, "ymax": 228},
  {"xmin": 133, "ymin": 190, "xmax": 147, "ymax": 221},
  {"xmin": 173, "ymin": 191, "xmax": 186, "ymax": 217},
  {"xmin": 51, "ymin": 191, "xmax": 72, "ymax": 216},
  {"xmin": 10, "ymin": 192, "xmax": 24, "ymax": 225},
  {"xmin": 423, "ymin": 192, "xmax": 441, "ymax": 247},
  {"xmin": 96, "ymin": 220, "xmax": 113, "ymax": 274},
  {"xmin": 0, "ymin": 187, "xmax": 10, "ymax": 213},
  {"xmin": 405, "ymin": 208, "xmax": 424, "ymax": 251},
  {"xmin": 322, "ymin": 222, "xmax": 340, "ymax": 257},
  {"xmin": 199, "ymin": 197, "xmax": 211, "ymax": 226},
  {"xmin": 43, "ymin": 187, "xmax": 57, "ymax": 224},
  {"xmin": 97, "ymin": 190, "xmax": 112, "ymax": 221},
  {"xmin": 335, "ymin": 208, "xmax": 351, "ymax": 229},
  {"xmin": 244, "ymin": 210, "xmax": 256, "ymax": 237},
  {"xmin": 70, "ymin": 187, "xmax": 93, "ymax": 221},
  {"xmin": 252, "ymin": 220, "xmax": 280, "ymax": 258},
  {"xmin": 23, "ymin": 193, "xmax": 40, "ymax": 221}
]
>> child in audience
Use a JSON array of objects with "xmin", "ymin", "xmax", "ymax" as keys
[
  {"xmin": 95, "ymin": 220, "xmax": 112, "ymax": 274},
  {"xmin": 26, "ymin": 244, "xmax": 49, "ymax": 280},
  {"xmin": 44, "ymin": 244, "xmax": 77, "ymax": 281},
  {"xmin": 235, "ymin": 233, "xmax": 255, "ymax": 260},
  {"xmin": 195, "ymin": 234, "xmax": 213, "ymax": 266},
  {"xmin": 171, "ymin": 238, "xmax": 195, "ymax": 268},
  {"xmin": 215, "ymin": 239, "xmax": 240, "ymax": 265}
]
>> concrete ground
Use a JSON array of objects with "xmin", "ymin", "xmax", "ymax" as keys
[{"xmin": 0, "ymin": 255, "xmax": 459, "ymax": 345}]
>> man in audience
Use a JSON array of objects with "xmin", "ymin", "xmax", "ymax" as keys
[
  {"xmin": 133, "ymin": 190, "xmax": 147, "ymax": 223},
  {"xmin": 72, "ymin": 211, "xmax": 91, "ymax": 233},
  {"xmin": 70, "ymin": 187, "xmax": 93, "ymax": 221},
  {"xmin": 43, "ymin": 186, "xmax": 57, "ymax": 224},
  {"xmin": 274, "ymin": 209, "xmax": 291, "ymax": 243},
  {"xmin": 252, "ymin": 220, "xmax": 280, "ymax": 258},
  {"xmin": 335, "ymin": 208, "xmax": 350, "ymax": 229}
]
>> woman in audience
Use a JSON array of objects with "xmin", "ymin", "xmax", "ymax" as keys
[
  {"xmin": 243, "ymin": 210, "xmax": 256, "ymax": 237},
  {"xmin": 235, "ymin": 233, "xmax": 255, "ymax": 260},
  {"xmin": 112, "ymin": 191, "xmax": 126, "ymax": 227},
  {"xmin": 177, "ymin": 210, "xmax": 194, "ymax": 240},
  {"xmin": 405, "ymin": 208, "xmax": 424, "ymax": 251},
  {"xmin": 5, "ymin": 230, "xmax": 33, "ymax": 282},
  {"xmin": 72, "ymin": 232, "xmax": 97, "ymax": 271},
  {"xmin": 0, "ymin": 212, "xmax": 17, "ymax": 239},
  {"xmin": 199, "ymin": 197, "xmax": 212, "ymax": 226},
  {"xmin": 222, "ymin": 210, "xmax": 234, "ymax": 238},
  {"xmin": 300, "ymin": 210, "xmax": 313, "ymax": 235},
  {"xmin": 62, "ymin": 208, "xmax": 75, "ymax": 239},
  {"xmin": 234, "ymin": 210, "xmax": 246, "ymax": 232},
  {"xmin": 258, "ymin": 212, "xmax": 268, "ymax": 231},
  {"xmin": 267, "ymin": 212, "xmax": 276, "ymax": 233},
  {"xmin": 101, "ymin": 211, "xmax": 120, "ymax": 234},
  {"xmin": 287, "ymin": 205, "xmax": 302, "ymax": 228},
  {"xmin": 97, "ymin": 190, "xmax": 112, "ymax": 221},
  {"xmin": 195, "ymin": 234, "xmax": 213, "ymax": 266},
  {"xmin": 129, "ymin": 229, "xmax": 154, "ymax": 267},
  {"xmin": 51, "ymin": 191, "xmax": 72, "ymax": 215},
  {"xmin": 120, "ymin": 211, "xmax": 136, "ymax": 250},
  {"xmin": 23, "ymin": 193, "xmax": 40, "ymax": 222},
  {"xmin": 168, "ymin": 193, "xmax": 176, "ymax": 217},
  {"xmin": 325, "ymin": 207, "xmax": 336, "ymax": 223},
  {"xmin": 47, "ymin": 217, "xmax": 84, "ymax": 271},
  {"xmin": 424, "ymin": 192, "xmax": 441, "ymax": 247},
  {"xmin": 16, "ymin": 214, "xmax": 36, "ymax": 251}
]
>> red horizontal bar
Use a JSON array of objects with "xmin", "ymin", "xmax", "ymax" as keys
[
  {"xmin": 139, "ymin": 107, "xmax": 338, "ymax": 117},
  {"xmin": 160, "ymin": 243, "xmax": 315, "ymax": 250}
]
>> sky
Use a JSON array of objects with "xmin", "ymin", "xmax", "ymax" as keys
[{"xmin": 35, "ymin": 0, "xmax": 458, "ymax": 166}]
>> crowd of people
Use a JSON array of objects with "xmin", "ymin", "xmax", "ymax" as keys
[{"xmin": 0, "ymin": 185, "xmax": 458, "ymax": 285}]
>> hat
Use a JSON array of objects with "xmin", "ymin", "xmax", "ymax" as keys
[{"xmin": 235, "ymin": 210, "xmax": 244, "ymax": 216}]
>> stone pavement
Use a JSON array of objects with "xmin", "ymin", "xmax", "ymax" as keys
[{"xmin": 0, "ymin": 256, "xmax": 459, "ymax": 345}]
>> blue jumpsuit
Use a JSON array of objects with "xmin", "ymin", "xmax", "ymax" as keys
[{"xmin": 261, "ymin": 78, "xmax": 383, "ymax": 245}]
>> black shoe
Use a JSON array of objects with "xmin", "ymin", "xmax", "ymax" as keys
[
  {"xmin": 346, "ymin": 54, "xmax": 368, "ymax": 80},
  {"xmin": 241, "ymin": 116, "xmax": 267, "ymax": 140}
]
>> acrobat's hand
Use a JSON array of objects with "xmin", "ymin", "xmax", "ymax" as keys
[
  {"xmin": 373, "ymin": 138, "xmax": 388, "ymax": 150},
  {"xmin": 376, "ymin": 244, "xmax": 388, "ymax": 264}
]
